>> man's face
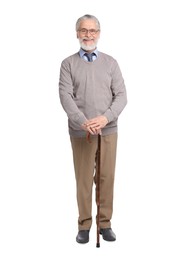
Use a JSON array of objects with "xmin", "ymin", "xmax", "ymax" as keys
[{"xmin": 77, "ymin": 19, "xmax": 100, "ymax": 52}]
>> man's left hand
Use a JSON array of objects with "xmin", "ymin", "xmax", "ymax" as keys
[{"xmin": 84, "ymin": 115, "xmax": 108, "ymax": 134}]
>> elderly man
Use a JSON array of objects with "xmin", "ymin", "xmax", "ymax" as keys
[{"xmin": 59, "ymin": 14, "xmax": 127, "ymax": 244}]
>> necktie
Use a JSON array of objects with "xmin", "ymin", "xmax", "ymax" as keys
[{"xmin": 84, "ymin": 52, "xmax": 94, "ymax": 62}]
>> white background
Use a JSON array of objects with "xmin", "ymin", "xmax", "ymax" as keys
[{"xmin": 0, "ymin": 0, "xmax": 180, "ymax": 259}]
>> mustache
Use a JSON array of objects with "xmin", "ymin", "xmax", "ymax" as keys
[{"xmin": 81, "ymin": 37, "xmax": 94, "ymax": 41}]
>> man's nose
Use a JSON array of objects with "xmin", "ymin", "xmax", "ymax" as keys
[{"xmin": 85, "ymin": 30, "xmax": 91, "ymax": 36}]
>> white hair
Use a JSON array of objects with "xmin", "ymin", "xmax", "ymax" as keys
[{"xmin": 75, "ymin": 14, "xmax": 100, "ymax": 31}]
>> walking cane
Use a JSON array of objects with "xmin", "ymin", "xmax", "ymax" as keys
[{"xmin": 96, "ymin": 134, "xmax": 101, "ymax": 248}]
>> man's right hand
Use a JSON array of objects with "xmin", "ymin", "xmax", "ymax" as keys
[{"xmin": 81, "ymin": 121, "xmax": 102, "ymax": 135}]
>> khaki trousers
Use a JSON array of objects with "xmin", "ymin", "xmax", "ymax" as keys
[{"xmin": 70, "ymin": 133, "xmax": 117, "ymax": 231}]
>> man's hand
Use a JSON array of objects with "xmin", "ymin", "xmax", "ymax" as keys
[{"xmin": 81, "ymin": 116, "xmax": 108, "ymax": 135}]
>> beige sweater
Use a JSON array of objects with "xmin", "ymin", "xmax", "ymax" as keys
[{"xmin": 59, "ymin": 51, "xmax": 127, "ymax": 137}]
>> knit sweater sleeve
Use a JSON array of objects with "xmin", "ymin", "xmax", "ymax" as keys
[
  {"xmin": 103, "ymin": 59, "xmax": 127, "ymax": 122},
  {"xmin": 59, "ymin": 59, "xmax": 87, "ymax": 126}
]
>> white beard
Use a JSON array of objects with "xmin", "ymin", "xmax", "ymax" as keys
[
  {"xmin": 78, "ymin": 38, "xmax": 99, "ymax": 51},
  {"xmin": 80, "ymin": 42, "xmax": 96, "ymax": 51}
]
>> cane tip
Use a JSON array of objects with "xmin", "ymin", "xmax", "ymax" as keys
[{"xmin": 96, "ymin": 243, "xmax": 100, "ymax": 248}]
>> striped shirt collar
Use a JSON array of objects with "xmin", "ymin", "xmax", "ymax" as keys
[{"xmin": 79, "ymin": 48, "xmax": 98, "ymax": 59}]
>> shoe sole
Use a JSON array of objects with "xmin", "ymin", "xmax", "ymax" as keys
[{"xmin": 76, "ymin": 239, "xmax": 89, "ymax": 244}]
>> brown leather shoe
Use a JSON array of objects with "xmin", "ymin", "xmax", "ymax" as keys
[
  {"xmin": 100, "ymin": 228, "xmax": 116, "ymax": 241},
  {"xmin": 76, "ymin": 230, "xmax": 89, "ymax": 244}
]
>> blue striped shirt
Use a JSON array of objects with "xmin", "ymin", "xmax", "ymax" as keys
[{"xmin": 79, "ymin": 48, "xmax": 98, "ymax": 61}]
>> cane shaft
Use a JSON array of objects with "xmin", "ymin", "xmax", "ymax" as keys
[{"xmin": 96, "ymin": 134, "xmax": 101, "ymax": 247}]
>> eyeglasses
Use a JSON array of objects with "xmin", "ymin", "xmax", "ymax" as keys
[{"xmin": 78, "ymin": 29, "xmax": 100, "ymax": 36}]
